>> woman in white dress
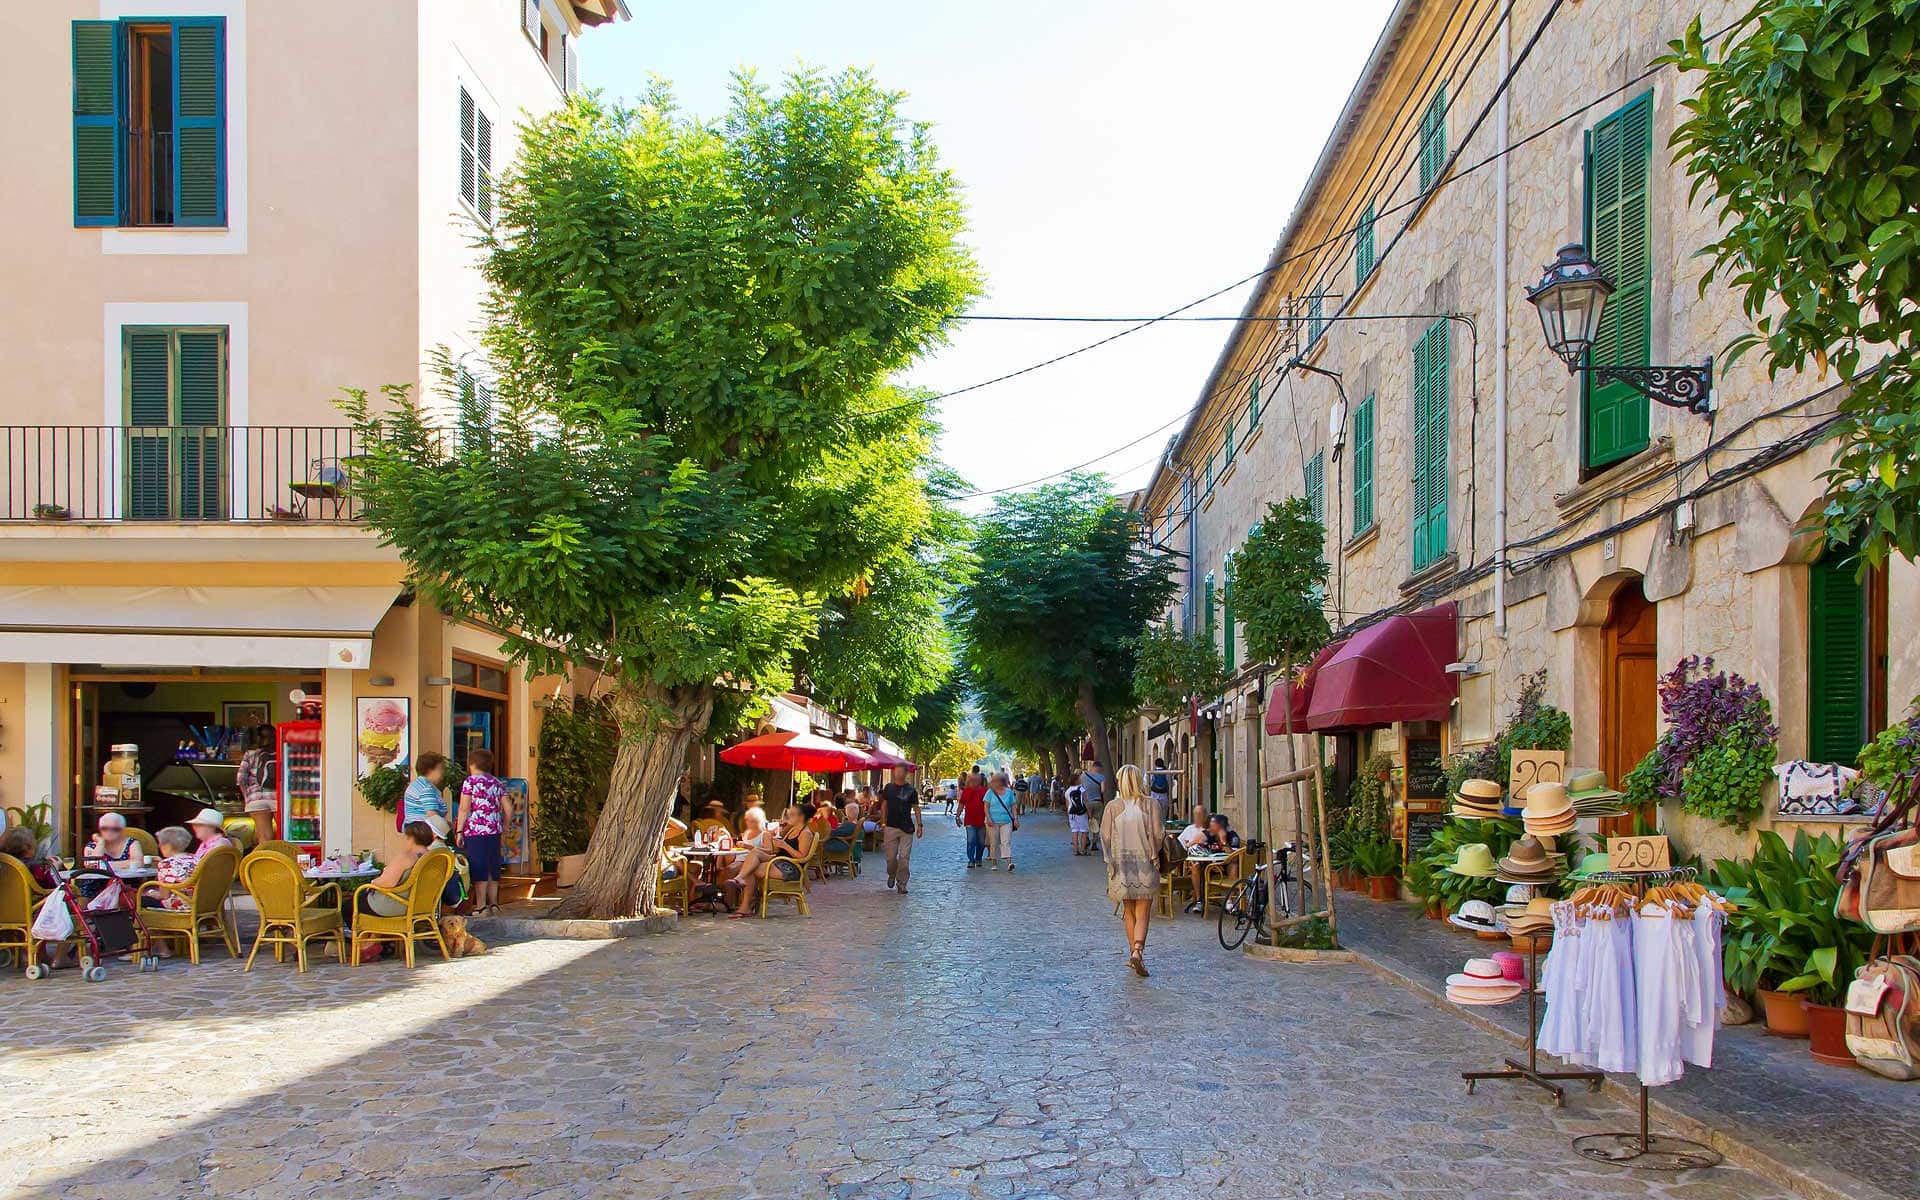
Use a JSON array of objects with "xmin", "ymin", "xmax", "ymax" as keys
[{"xmin": 1101, "ymin": 764, "xmax": 1162, "ymax": 977}]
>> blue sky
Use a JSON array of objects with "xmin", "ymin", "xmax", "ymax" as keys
[{"xmin": 583, "ymin": 0, "xmax": 1398, "ymax": 504}]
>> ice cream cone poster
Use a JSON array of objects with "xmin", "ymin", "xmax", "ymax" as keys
[{"xmin": 356, "ymin": 696, "xmax": 411, "ymax": 775}]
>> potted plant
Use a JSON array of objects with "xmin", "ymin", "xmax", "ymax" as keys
[
  {"xmin": 1324, "ymin": 825, "xmax": 1357, "ymax": 891},
  {"xmin": 1352, "ymin": 835, "xmax": 1402, "ymax": 901},
  {"xmin": 534, "ymin": 695, "xmax": 617, "ymax": 889},
  {"xmin": 31, "ymin": 502, "xmax": 70, "ymax": 520},
  {"xmin": 1714, "ymin": 829, "xmax": 1873, "ymax": 1048}
]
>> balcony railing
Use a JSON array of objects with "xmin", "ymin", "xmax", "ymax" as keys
[{"xmin": 0, "ymin": 426, "xmax": 366, "ymax": 523}]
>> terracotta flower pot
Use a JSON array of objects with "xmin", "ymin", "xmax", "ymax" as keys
[
  {"xmin": 1367, "ymin": 874, "xmax": 1399, "ymax": 901},
  {"xmin": 1424, "ymin": 899, "xmax": 1443, "ymax": 920},
  {"xmin": 1805, "ymin": 1002, "xmax": 1857, "ymax": 1067},
  {"xmin": 1759, "ymin": 989, "xmax": 1810, "ymax": 1038}
]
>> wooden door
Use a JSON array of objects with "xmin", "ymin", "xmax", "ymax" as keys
[{"xmin": 1601, "ymin": 582, "xmax": 1658, "ymax": 832}]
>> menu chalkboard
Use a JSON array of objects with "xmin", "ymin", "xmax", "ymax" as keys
[
  {"xmin": 1405, "ymin": 810, "xmax": 1447, "ymax": 862},
  {"xmin": 1405, "ymin": 733, "xmax": 1447, "ymax": 802}
]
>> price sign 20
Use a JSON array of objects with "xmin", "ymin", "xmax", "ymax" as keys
[{"xmin": 1608, "ymin": 834, "xmax": 1671, "ymax": 873}]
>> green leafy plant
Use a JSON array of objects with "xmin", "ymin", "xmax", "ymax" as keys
[
  {"xmin": 1622, "ymin": 748, "xmax": 1663, "ymax": 809},
  {"xmin": 1130, "ymin": 623, "xmax": 1228, "ymax": 716},
  {"xmin": 1665, "ymin": 5, "xmax": 1920, "ymax": 568},
  {"xmin": 4, "ymin": 801, "xmax": 54, "ymax": 851},
  {"xmin": 1345, "ymin": 753, "xmax": 1395, "ymax": 840},
  {"xmin": 1712, "ymin": 829, "xmax": 1874, "ymax": 1006},
  {"xmin": 1408, "ymin": 818, "xmax": 1522, "ymax": 909},
  {"xmin": 1857, "ymin": 705, "xmax": 1920, "ymax": 798},
  {"xmin": 1351, "ymin": 835, "xmax": 1401, "ymax": 879},
  {"xmin": 1680, "ymin": 728, "xmax": 1777, "ymax": 829},
  {"xmin": 355, "ymin": 765, "xmax": 409, "ymax": 814},
  {"xmin": 1325, "ymin": 825, "xmax": 1358, "ymax": 874},
  {"xmin": 1276, "ymin": 914, "xmax": 1336, "ymax": 950},
  {"xmin": 1442, "ymin": 671, "xmax": 1570, "ymax": 797},
  {"xmin": 534, "ymin": 695, "xmax": 619, "ymax": 860}
]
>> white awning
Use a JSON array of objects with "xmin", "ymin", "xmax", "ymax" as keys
[{"xmin": 0, "ymin": 585, "xmax": 401, "ymax": 669}]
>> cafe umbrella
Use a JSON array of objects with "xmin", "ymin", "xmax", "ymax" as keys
[{"xmin": 719, "ymin": 731, "xmax": 879, "ymax": 805}]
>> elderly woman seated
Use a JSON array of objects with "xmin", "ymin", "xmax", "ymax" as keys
[
  {"xmin": 726, "ymin": 803, "xmax": 815, "ymax": 918},
  {"xmin": 82, "ymin": 812, "xmax": 147, "ymax": 876}
]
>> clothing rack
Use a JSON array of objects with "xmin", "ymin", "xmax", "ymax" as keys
[
  {"xmin": 1564, "ymin": 866, "xmax": 1724, "ymax": 1172},
  {"xmin": 1461, "ymin": 932, "xmax": 1605, "ymax": 1104}
]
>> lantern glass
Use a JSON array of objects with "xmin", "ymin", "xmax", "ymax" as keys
[{"xmin": 1525, "ymin": 243, "xmax": 1614, "ymax": 370}]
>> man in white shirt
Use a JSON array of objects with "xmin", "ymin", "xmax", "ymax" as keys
[{"xmin": 1177, "ymin": 805, "xmax": 1209, "ymax": 849}]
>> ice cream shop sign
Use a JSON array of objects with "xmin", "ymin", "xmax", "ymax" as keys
[{"xmin": 357, "ymin": 697, "xmax": 411, "ymax": 777}]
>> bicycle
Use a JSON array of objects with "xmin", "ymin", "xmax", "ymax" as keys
[{"xmin": 1217, "ymin": 841, "xmax": 1313, "ymax": 950}]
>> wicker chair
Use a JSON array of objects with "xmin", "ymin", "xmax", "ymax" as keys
[
  {"xmin": 240, "ymin": 851, "xmax": 344, "ymax": 972},
  {"xmin": 124, "ymin": 827, "xmax": 160, "ymax": 859},
  {"xmin": 759, "ymin": 839, "xmax": 821, "ymax": 918},
  {"xmin": 655, "ymin": 852, "xmax": 690, "ymax": 916},
  {"xmin": 0, "ymin": 852, "xmax": 50, "ymax": 973},
  {"xmin": 135, "ymin": 844, "xmax": 242, "ymax": 964},
  {"xmin": 1200, "ymin": 849, "xmax": 1248, "ymax": 915},
  {"xmin": 819, "ymin": 824, "xmax": 861, "ymax": 879},
  {"xmin": 349, "ymin": 849, "xmax": 454, "ymax": 968}
]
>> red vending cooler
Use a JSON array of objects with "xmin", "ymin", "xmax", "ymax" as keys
[{"xmin": 277, "ymin": 720, "xmax": 323, "ymax": 847}]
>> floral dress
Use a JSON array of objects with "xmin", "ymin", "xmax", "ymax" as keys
[{"xmin": 1101, "ymin": 796, "xmax": 1161, "ymax": 902}]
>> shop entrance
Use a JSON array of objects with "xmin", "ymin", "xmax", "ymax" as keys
[
  {"xmin": 69, "ymin": 670, "xmax": 311, "ymax": 853},
  {"xmin": 1600, "ymin": 581, "xmax": 1658, "ymax": 832},
  {"xmin": 450, "ymin": 654, "xmax": 510, "ymax": 771}
]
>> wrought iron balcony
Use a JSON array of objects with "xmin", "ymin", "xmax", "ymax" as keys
[{"xmin": 0, "ymin": 426, "xmax": 366, "ymax": 523}]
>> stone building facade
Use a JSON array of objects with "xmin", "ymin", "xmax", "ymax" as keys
[{"xmin": 1129, "ymin": 0, "xmax": 1918, "ymax": 865}]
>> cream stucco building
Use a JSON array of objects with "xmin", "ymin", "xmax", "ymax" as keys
[
  {"xmin": 0, "ymin": 1, "xmax": 628, "ymax": 860},
  {"xmin": 1130, "ymin": 0, "xmax": 1916, "ymax": 867}
]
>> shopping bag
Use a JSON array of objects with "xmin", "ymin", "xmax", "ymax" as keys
[
  {"xmin": 85, "ymin": 879, "xmax": 124, "ymax": 912},
  {"xmin": 30, "ymin": 894, "xmax": 73, "ymax": 941}
]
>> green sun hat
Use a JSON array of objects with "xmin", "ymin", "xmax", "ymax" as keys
[
  {"xmin": 1566, "ymin": 769, "xmax": 1625, "ymax": 801},
  {"xmin": 1566, "ymin": 851, "xmax": 1613, "ymax": 880}
]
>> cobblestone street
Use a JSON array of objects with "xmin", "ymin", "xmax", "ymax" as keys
[{"xmin": 1, "ymin": 815, "xmax": 1790, "ymax": 1200}]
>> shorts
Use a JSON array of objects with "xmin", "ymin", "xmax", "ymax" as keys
[
  {"xmin": 1069, "ymin": 814, "xmax": 1090, "ymax": 834},
  {"xmin": 773, "ymin": 859, "xmax": 801, "ymax": 882},
  {"xmin": 463, "ymin": 832, "xmax": 503, "ymax": 882}
]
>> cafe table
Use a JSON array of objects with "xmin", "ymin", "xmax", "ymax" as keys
[{"xmin": 679, "ymin": 846, "xmax": 748, "ymax": 913}]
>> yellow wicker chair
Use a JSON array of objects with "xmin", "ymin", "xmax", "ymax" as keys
[
  {"xmin": 655, "ymin": 852, "xmax": 690, "ymax": 916},
  {"xmin": 136, "ymin": 844, "xmax": 242, "ymax": 964},
  {"xmin": 240, "ymin": 851, "xmax": 344, "ymax": 972},
  {"xmin": 350, "ymin": 848, "xmax": 454, "ymax": 968},
  {"xmin": 819, "ymin": 825, "xmax": 861, "ymax": 879},
  {"xmin": 0, "ymin": 852, "xmax": 50, "ymax": 973},
  {"xmin": 760, "ymin": 838, "xmax": 821, "ymax": 918},
  {"xmin": 693, "ymin": 817, "xmax": 735, "ymax": 842},
  {"xmin": 1158, "ymin": 861, "xmax": 1194, "ymax": 916},
  {"xmin": 124, "ymin": 827, "xmax": 160, "ymax": 859},
  {"xmin": 1201, "ymin": 849, "xmax": 1248, "ymax": 915},
  {"xmin": 254, "ymin": 839, "xmax": 301, "ymax": 860}
]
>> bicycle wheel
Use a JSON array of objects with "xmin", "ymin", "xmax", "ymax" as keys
[{"xmin": 1218, "ymin": 880, "xmax": 1256, "ymax": 950}]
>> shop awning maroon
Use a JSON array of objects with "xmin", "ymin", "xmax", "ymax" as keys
[
  {"xmin": 718, "ymin": 731, "xmax": 877, "ymax": 772},
  {"xmin": 1302, "ymin": 603, "xmax": 1459, "ymax": 731},
  {"xmin": 1264, "ymin": 638, "xmax": 1349, "ymax": 734},
  {"xmin": 862, "ymin": 748, "xmax": 918, "ymax": 771}
]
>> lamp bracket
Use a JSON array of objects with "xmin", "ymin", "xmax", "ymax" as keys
[{"xmin": 1581, "ymin": 359, "xmax": 1714, "ymax": 415}]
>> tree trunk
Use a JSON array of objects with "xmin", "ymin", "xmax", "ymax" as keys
[
  {"xmin": 1274, "ymin": 657, "xmax": 1311, "ymax": 921},
  {"xmin": 1076, "ymin": 683, "xmax": 1115, "ymax": 786},
  {"xmin": 549, "ymin": 679, "xmax": 714, "ymax": 920},
  {"xmin": 1311, "ymin": 732, "xmax": 1339, "ymax": 948},
  {"xmin": 1055, "ymin": 741, "xmax": 1075, "ymax": 785}
]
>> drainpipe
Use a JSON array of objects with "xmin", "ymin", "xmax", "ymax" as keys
[{"xmin": 1492, "ymin": 4, "xmax": 1512, "ymax": 637}]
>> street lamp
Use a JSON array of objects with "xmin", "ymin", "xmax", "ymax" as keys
[{"xmin": 1524, "ymin": 242, "xmax": 1714, "ymax": 414}]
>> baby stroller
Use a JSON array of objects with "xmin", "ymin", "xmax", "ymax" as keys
[{"xmin": 25, "ymin": 864, "xmax": 149, "ymax": 982}]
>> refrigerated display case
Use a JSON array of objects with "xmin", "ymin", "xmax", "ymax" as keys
[{"xmin": 277, "ymin": 719, "xmax": 323, "ymax": 846}]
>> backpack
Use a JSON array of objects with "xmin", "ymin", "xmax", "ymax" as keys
[
  {"xmin": 1846, "ymin": 952, "xmax": 1920, "ymax": 1080},
  {"xmin": 1068, "ymin": 789, "xmax": 1087, "ymax": 817}
]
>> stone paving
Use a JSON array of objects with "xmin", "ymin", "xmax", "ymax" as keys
[{"xmin": 0, "ymin": 815, "xmax": 1796, "ymax": 1200}]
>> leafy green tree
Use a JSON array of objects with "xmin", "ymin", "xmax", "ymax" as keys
[
  {"xmin": 927, "ymin": 733, "xmax": 987, "ymax": 785},
  {"xmin": 1228, "ymin": 497, "xmax": 1332, "ymax": 924},
  {"xmin": 887, "ymin": 672, "xmax": 965, "ymax": 767},
  {"xmin": 341, "ymin": 75, "xmax": 979, "ymax": 918},
  {"xmin": 1130, "ymin": 623, "xmax": 1227, "ymax": 716},
  {"xmin": 1664, "ymin": 6, "xmax": 1920, "ymax": 567},
  {"xmin": 973, "ymin": 670, "xmax": 1082, "ymax": 777},
  {"xmin": 956, "ymin": 475, "xmax": 1178, "ymax": 776}
]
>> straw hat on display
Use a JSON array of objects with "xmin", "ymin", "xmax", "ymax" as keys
[
  {"xmin": 1566, "ymin": 768, "xmax": 1629, "ymax": 818},
  {"xmin": 1496, "ymin": 835, "xmax": 1562, "ymax": 884},
  {"xmin": 1444, "ymin": 843, "xmax": 1498, "ymax": 878},
  {"xmin": 1448, "ymin": 898, "xmax": 1501, "ymax": 933},
  {"xmin": 1567, "ymin": 850, "xmax": 1612, "ymax": 880},
  {"xmin": 1521, "ymin": 782, "xmax": 1576, "ymax": 837},
  {"xmin": 1502, "ymin": 896, "xmax": 1557, "ymax": 937},
  {"xmin": 1451, "ymin": 778, "xmax": 1504, "ymax": 821},
  {"xmin": 1446, "ymin": 956, "xmax": 1524, "ymax": 1004}
]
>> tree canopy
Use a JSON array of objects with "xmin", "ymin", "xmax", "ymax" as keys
[
  {"xmin": 1665, "ymin": 5, "xmax": 1920, "ymax": 566},
  {"xmin": 1130, "ymin": 623, "xmax": 1227, "ymax": 716},
  {"xmin": 342, "ymin": 73, "xmax": 980, "ymax": 917},
  {"xmin": 955, "ymin": 475, "xmax": 1178, "ymax": 774},
  {"xmin": 1228, "ymin": 497, "xmax": 1332, "ymax": 672}
]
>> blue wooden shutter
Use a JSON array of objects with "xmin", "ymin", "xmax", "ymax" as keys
[
  {"xmin": 1419, "ymin": 85, "xmax": 1447, "ymax": 192},
  {"xmin": 1355, "ymin": 203, "xmax": 1375, "ymax": 286},
  {"xmin": 1584, "ymin": 92, "xmax": 1654, "ymax": 469},
  {"xmin": 172, "ymin": 18, "xmax": 226, "ymax": 226},
  {"xmin": 1807, "ymin": 554, "xmax": 1868, "ymax": 764},
  {"xmin": 72, "ymin": 21, "xmax": 121, "ymax": 226},
  {"xmin": 1412, "ymin": 323, "xmax": 1450, "ymax": 568},
  {"xmin": 175, "ymin": 330, "xmax": 225, "ymax": 518},
  {"xmin": 1352, "ymin": 394, "xmax": 1374, "ymax": 533}
]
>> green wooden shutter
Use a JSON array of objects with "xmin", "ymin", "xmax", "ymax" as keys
[
  {"xmin": 172, "ymin": 19, "xmax": 226, "ymax": 226},
  {"xmin": 1808, "ymin": 555, "xmax": 1869, "ymax": 764},
  {"xmin": 72, "ymin": 21, "xmax": 121, "ymax": 227},
  {"xmin": 1584, "ymin": 92, "xmax": 1654, "ymax": 469},
  {"xmin": 175, "ymin": 330, "xmax": 225, "ymax": 518},
  {"xmin": 1412, "ymin": 323, "xmax": 1450, "ymax": 568},
  {"xmin": 1352, "ymin": 394, "xmax": 1375, "ymax": 533},
  {"xmin": 1307, "ymin": 293, "xmax": 1325, "ymax": 345},
  {"xmin": 1225, "ymin": 418, "xmax": 1236, "ymax": 465},
  {"xmin": 1248, "ymin": 379, "xmax": 1261, "ymax": 428},
  {"xmin": 125, "ymin": 331, "xmax": 172, "ymax": 518},
  {"xmin": 1222, "ymin": 570, "xmax": 1235, "ymax": 669},
  {"xmin": 1305, "ymin": 450, "xmax": 1324, "ymax": 527},
  {"xmin": 1419, "ymin": 85, "xmax": 1447, "ymax": 192},
  {"xmin": 1204, "ymin": 453, "xmax": 1215, "ymax": 494},
  {"xmin": 1204, "ymin": 572, "xmax": 1217, "ymax": 651},
  {"xmin": 1356, "ymin": 203, "xmax": 1375, "ymax": 286}
]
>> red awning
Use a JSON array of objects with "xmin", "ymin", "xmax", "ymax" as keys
[
  {"xmin": 1264, "ymin": 638, "xmax": 1348, "ymax": 734},
  {"xmin": 1303, "ymin": 603, "xmax": 1459, "ymax": 731},
  {"xmin": 719, "ymin": 731, "xmax": 875, "ymax": 772}
]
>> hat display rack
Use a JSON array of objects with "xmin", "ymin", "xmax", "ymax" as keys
[{"xmin": 1461, "ymin": 926, "xmax": 1605, "ymax": 1104}]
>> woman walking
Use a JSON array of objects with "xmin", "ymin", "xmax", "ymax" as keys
[{"xmin": 1101, "ymin": 764, "xmax": 1161, "ymax": 977}]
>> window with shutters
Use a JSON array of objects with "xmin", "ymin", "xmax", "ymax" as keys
[
  {"xmin": 1351, "ymin": 393, "xmax": 1375, "ymax": 535},
  {"xmin": 1583, "ymin": 92, "xmax": 1655, "ymax": 471},
  {"xmin": 1807, "ymin": 553, "xmax": 1889, "ymax": 765},
  {"xmin": 1307, "ymin": 293, "xmax": 1326, "ymax": 347},
  {"xmin": 122, "ymin": 326, "xmax": 227, "ymax": 520},
  {"xmin": 1204, "ymin": 453, "xmax": 1215, "ymax": 496},
  {"xmin": 1248, "ymin": 379, "xmax": 1261, "ymax": 428},
  {"xmin": 459, "ymin": 87, "xmax": 495, "ymax": 226},
  {"xmin": 71, "ymin": 18, "xmax": 227, "ymax": 228},
  {"xmin": 1418, "ymin": 84, "xmax": 1447, "ymax": 192},
  {"xmin": 1304, "ymin": 450, "xmax": 1325, "ymax": 528},
  {"xmin": 1410, "ymin": 321, "xmax": 1450, "ymax": 569},
  {"xmin": 1204, "ymin": 572, "xmax": 1217, "ymax": 652},
  {"xmin": 1224, "ymin": 419, "xmax": 1237, "ymax": 466},
  {"xmin": 1222, "ymin": 566, "xmax": 1236, "ymax": 670},
  {"xmin": 1355, "ymin": 204, "xmax": 1376, "ymax": 286}
]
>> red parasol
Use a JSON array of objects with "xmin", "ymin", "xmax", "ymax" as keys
[
  {"xmin": 862, "ymin": 747, "xmax": 918, "ymax": 771},
  {"xmin": 719, "ymin": 731, "xmax": 877, "ymax": 772}
]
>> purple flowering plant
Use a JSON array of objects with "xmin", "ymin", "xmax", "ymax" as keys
[{"xmin": 1640, "ymin": 656, "xmax": 1780, "ymax": 829}]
